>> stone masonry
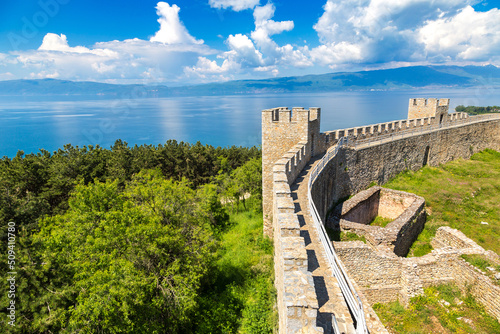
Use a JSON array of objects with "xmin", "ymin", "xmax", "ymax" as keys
[
  {"xmin": 262, "ymin": 107, "xmax": 321, "ymax": 237},
  {"xmin": 262, "ymin": 98, "xmax": 500, "ymax": 333},
  {"xmin": 335, "ymin": 226, "xmax": 500, "ymax": 322},
  {"xmin": 407, "ymin": 98, "xmax": 450, "ymax": 121},
  {"xmin": 328, "ymin": 186, "xmax": 426, "ymax": 257}
]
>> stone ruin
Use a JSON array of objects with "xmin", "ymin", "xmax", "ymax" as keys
[
  {"xmin": 327, "ymin": 187, "xmax": 500, "ymax": 319},
  {"xmin": 328, "ymin": 186, "xmax": 426, "ymax": 257}
]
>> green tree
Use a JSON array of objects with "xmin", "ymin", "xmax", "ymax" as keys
[{"xmin": 31, "ymin": 170, "xmax": 218, "ymax": 333}]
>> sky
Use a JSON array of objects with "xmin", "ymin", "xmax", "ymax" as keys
[{"xmin": 0, "ymin": 0, "xmax": 499, "ymax": 86}]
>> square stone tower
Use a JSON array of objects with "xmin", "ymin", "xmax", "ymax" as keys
[
  {"xmin": 262, "ymin": 107, "xmax": 321, "ymax": 236},
  {"xmin": 408, "ymin": 98, "xmax": 449, "ymax": 123}
]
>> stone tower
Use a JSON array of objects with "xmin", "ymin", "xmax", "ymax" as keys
[
  {"xmin": 408, "ymin": 98, "xmax": 449, "ymax": 123},
  {"xmin": 261, "ymin": 107, "xmax": 321, "ymax": 237}
]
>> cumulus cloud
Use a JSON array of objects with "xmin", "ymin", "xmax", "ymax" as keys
[
  {"xmin": 184, "ymin": 56, "xmax": 239, "ymax": 81},
  {"xmin": 16, "ymin": 36, "xmax": 211, "ymax": 83},
  {"xmin": 3, "ymin": 0, "xmax": 499, "ymax": 85},
  {"xmin": 311, "ymin": 0, "xmax": 500, "ymax": 68},
  {"xmin": 3, "ymin": 2, "xmax": 212, "ymax": 84},
  {"xmin": 39, "ymin": 33, "xmax": 91, "ymax": 53},
  {"xmin": 184, "ymin": 33, "xmax": 263, "ymax": 81},
  {"xmin": 208, "ymin": 0, "xmax": 260, "ymax": 11},
  {"xmin": 225, "ymin": 33, "xmax": 264, "ymax": 67},
  {"xmin": 0, "ymin": 72, "xmax": 15, "ymax": 80},
  {"xmin": 39, "ymin": 33, "xmax": 119, "ymax": 57},
  {"xmin": 251, "ymin": 3, "xmax": 293, "ymax": 53},
  {"xmin": 150, "ymin": 2, "xmax": 203, "ymax": 44},
  {"xmin": 418, "ymin": 6, "xmax": 500, "ymax": 61},
  {"xmin": 185, "ymin": 2, "xmax": 311, "ymax": 80}
]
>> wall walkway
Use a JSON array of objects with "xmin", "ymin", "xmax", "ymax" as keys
[{"xmin": 269, "ymin": 111, "xmax": 500, "ymax": 333}]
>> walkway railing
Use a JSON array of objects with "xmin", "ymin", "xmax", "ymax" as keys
[
  {"xmin": 306, "ymin": 113, "xmax": 500, "ymax": 334},
  {"xmin": 308, "ymin": 137, "xmax": 367, "ymax": 334}
]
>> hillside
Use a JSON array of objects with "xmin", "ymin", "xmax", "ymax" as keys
[{"xmin": 1, "ymin": 65, "xmax": 499, "ymax": 97}]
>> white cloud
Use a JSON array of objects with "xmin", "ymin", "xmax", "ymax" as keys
[
  {"xmin": 249, "ymin": 4, "xmax": 311, "ymax": 70},
  {"xmin": 184, "ymin": 2, "xmax": 313, "ymax": 80},
  {"xmin": 39, "ymin": 33, "xmax": 119, "ymax": 57},
  {"xmin": 183, "ymin": 34, "xmax": 263, "ymax": 81},
  {"xmin": 208, "ymin": 0, "xmax": 260, "ymax": 11},
  {"xmin": 0, "ymin": 72, "xmax": 15, "ymax": 80},
  {"xmin": 3, "ymin": 0, "xmax": 498, "ymax": 85},
  {"xmin": 2, "ymin": 2, "xmax": 213, "ymax": 84},
  {"xmin": 39, "ymin": 33, "xmax": 90, "ymax": 53},
  {"xmin": 251, "ymin": 3, "xmax": 293, "ymax": 52},
  {"xmin": 279, "ymin": 44, "xmax": 313, "ymax": 68},
  {"xmin": 311, "ymin": 43, "xmax": 363, "ymax": 66},
  {"xmin": 311, "ymin": 0, "xmax": 500, "ymax": 67},
  {"xmin": 225, "ymin": 33, "xmax": 264, "ymax": 67},
  {"xmin": 418, "ymin": 6, "xmax": 500, "ymax": 61},
  {"xmin": 184, "ymin": 56, "xmax": 239, "ymax": 81},
  {"xmin": 150, "ymin": 2, "xmax": 203, "ymax": 44}
]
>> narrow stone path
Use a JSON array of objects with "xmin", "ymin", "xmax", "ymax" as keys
[{"xmin": 290, "ymin": 156, "xmax": 355, "ymax": 334}]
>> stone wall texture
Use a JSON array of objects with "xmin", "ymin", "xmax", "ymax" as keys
[
  {"xmin": 262, "ymin": 103, "xmax": 500, "ymax": 333},
  {"xmin": 328, "ymin": 187, "xmax": 426, "ymax": 256},
  {"xmin": 311, "ymin": 116, "xmax": 500, "ymax": 223},
  {"xmin": 407, "ymin": 98, "xmax": 450, "ymax": 120},
  {"xmin": 262, "ymin": 107, "xmax": 320, "ymax": 237},
  {"xmin": 335, "ymin": 226, "xmax": 500, "ymax": 321}
]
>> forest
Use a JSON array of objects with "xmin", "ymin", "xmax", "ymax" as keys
[
  {"xmin": 455, "ymin": 105, "xmax": 500, "ymax": 115},
  {"xmin": 0, "ymin": 140, "xmax": 274, "ymax": 333}
]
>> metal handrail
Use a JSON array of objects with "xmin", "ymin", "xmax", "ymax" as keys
[
  {"xmin": 308, "ymin": 137, "xmax": 368, "ymax": 334},
  {"xmin": 306, "ymin": 113, "xmax": 500, "ymax": 334}
]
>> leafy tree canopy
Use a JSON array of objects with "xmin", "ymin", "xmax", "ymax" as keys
[{"xmin": 32, "ymin": 170, "xmax": 222, "ymax": 333}]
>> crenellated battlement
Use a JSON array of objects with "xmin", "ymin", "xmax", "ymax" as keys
[
  {"xmin": 408, "ymin": 98, "xmax": 450, "ymax": 120},
  {"xmin": 262, "ymin": 107, "xmax": 321, "ymax": 124},
  {"xmin": 322, "ymin": 112, "xmax": 469, "ymax": 149},
  {"xmin": 262, "ymin": 107, "xmax": 322, "ymax": 236},
  {"xmin": 262, "ymin": 98, "xmax": 500, "ymax": 333}
]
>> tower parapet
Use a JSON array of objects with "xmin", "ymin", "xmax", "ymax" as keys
[
  {"xmin": 262, "ymin": 107, "xmax": 321, "ymax": 236},
  {"xmin": 408, "ymin": 98, "xmax": 449, "ymax": 123}
]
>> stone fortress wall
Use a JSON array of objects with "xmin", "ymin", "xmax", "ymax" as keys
[{"xmin": 262, "ymin": 98, "xmax": 500, "ymax": 333}]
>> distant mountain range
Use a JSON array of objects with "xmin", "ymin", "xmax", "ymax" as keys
[{"xmin": 1, "ymin": 65, "xmax": 499, "ymax": 97}]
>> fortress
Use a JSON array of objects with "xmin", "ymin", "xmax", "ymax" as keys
[{"xmin": 262, "ymin": 98, "xmax": 500, "ymax": 333}]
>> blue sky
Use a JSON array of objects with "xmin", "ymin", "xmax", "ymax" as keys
[{"xmin": 0, "ymin": 0, "xmax": 499, "ymax": 85}]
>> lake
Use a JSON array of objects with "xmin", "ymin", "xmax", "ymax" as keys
[{"xmin": 1, "ymin": 88, "xmax": 499, "ymax": 158}]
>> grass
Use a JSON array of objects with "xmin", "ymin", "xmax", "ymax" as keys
[
  {"xmin": 326, "ymin": 227, "xmax": 367, "ymax": 243},
  {"xmin": 371, "ymin": 215, "xmax": 393, "ymax": 227},
  {"xmin": 461, "ymin": 254, "xmax": 500, "ymax": 286},
  {"xmin": 195, "ymin": 209, "xmax": 277, "ymax": 333},
  {"xmin": 383, "ymin": 149, "xmax": 500, "ymax": 257},
  {"xmin": 373, "ymin": 284, "xmax": 500, "ymax": 333}
]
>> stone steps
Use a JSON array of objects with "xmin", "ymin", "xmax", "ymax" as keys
[{"xmin": 291, "ymin": 159, "xmax": 356, "ymax": 334}]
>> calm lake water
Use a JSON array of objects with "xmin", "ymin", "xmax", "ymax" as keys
[{"xmin": 1, "ymin": 88, "xmax": 499, "ymax": 158}]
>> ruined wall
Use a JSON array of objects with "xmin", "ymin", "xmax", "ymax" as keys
[
  {"xmin": 340, "ymin": 187, "xmax": 381, "ymax": 225},
  {"xmin": 452, "ymin": 258, "xmax": 500, "ymax": 321},
  {"xmin": 328, "ymin": 187, "xmax": 426, "ymax": 257},
  {"xmin": 379, "ymin": 190, "xmax": 415, "ymax": 220},
  {"xmin": 335, "ymin": 226, "xmax": 500, "ymax": 318},
  {"xmin": 334, "ymin": 242, "xmax": 402, "ymax": 290}
]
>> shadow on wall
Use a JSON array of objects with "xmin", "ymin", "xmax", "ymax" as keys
[{"xmin": 327, "ymin": 186, "xmax": 426, "ymax": 257}]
